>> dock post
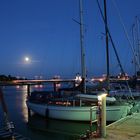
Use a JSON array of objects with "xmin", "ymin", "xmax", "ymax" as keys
[
  {"xmin": 27, "ymin": 84, "xmax": 31, "ymax": 97},
  {"xmin": 27, "ymin": 84, "xmax": 31, "ymax": 120},
  {"xmin": 101, "ymin": 94, "xmax": 107, "ymax": 138},
  {"xmin": 97, "ymin": 93, "xmax": 107, "ymax": 138}
]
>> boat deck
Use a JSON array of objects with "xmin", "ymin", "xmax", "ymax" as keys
[{"xmin": 94, "ymin": 112, "xmax": 140, "ymax": 140}]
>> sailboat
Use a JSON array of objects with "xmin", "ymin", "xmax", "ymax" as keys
[
  {"xmin": 27, "ymin": 0, "xmax": 97, "ymax": 122},
  {"xmin": 26, "ymin": 0, "xmax": 132, "ymax": 122},
  {"xmin": 27, "ymin": 90, "xmax": 132, "ymax": 121}
]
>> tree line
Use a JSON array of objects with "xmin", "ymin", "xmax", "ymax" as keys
[{"xmin": 0, "ymin": 75, "xmax": 26, "ymax": 81}]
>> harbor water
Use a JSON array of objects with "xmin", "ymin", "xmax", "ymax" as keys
[{"xmin": 0, "ymin": 85, "xmax": 96, "ymax": 140}]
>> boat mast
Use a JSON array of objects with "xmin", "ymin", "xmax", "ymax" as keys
[
  {"xmin": 104, "ymin": 0, "xmax": 110, "ymax": 94},
  {"xmin": 79, "ymin": 0, "xmax": 86, "ymax": 93},
  {"xmin": 136, "ymin": 16, "xmax": 140, "ymax": 73},
  {"xmin": 132, "ymin": 23, "xmax": 137, "ymax": 76},
  {"xmin": 96, "ymin": 0, "xmax": 125, "ymax": 76}
]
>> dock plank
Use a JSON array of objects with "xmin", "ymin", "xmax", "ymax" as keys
[{"xmin": 94, "ymin": 113, "xmax": 140, "ymax": 140}]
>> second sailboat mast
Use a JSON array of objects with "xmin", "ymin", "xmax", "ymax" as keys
[{"xmin": 104, "ymin": 0, "xmax": 110, "ymax": 94}]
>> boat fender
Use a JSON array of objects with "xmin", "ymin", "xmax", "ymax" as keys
[{"xmin": 46, "ymin": 108, "xmax": 49, "ymax": 118}]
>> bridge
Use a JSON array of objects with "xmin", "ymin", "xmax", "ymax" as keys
[{"xmin": 0, "ymin": 79, "xmax": 76, "ymax": 86}]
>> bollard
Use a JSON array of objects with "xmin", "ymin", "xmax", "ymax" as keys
[
  {"xmin": 101, "ymin": 94, "xmax": 106, "ymax": 138},
  {"xmin": 27, "ymin": 84, "xmax": 30, "ymax": 97},
  {"xmin": 98, "ymin": 93, "xmax": 107, "ymax": 138},
  {"xmin": 27, "ymin": 84, "xmax": 31, "ymax": 120}
]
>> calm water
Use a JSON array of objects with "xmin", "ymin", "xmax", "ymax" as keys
[{"xmin": 0, "ymin": 85, "xmax": 96, "ymax": 140}]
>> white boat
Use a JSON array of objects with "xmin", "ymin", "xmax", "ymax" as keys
[
  {"xmin": 106, "ymin": 105, "xmax": 131, "ymax": 121},
  {"xmin": 26, "ymin": 91, "xmax": 132, "ymax": 122},
  {"xmin": 26, "ymin": 0, "xmax": 132, "ymax": 122},
  {"xmin": 27, "ymin": 101, "xmax": 97, "ymax": 121},
  {"xmin": 27, "ymin": 99, "xmax": 132, "ymax": 122}
]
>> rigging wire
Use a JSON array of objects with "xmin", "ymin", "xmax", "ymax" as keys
[
  {"xmin": 96, "ymin": 0, "xmax": 125, "ymax": 75},
  {"xmin": 131, "ymin": 23, "xmax": 137, "ymax": 75},
  {"xmin": 111, "ymin": 0, "xmax": 140, "ymax": 71},
  {"xmin": 96, "ymin": 0, "xmax": 133, "ymax": 98},
  {"xmin": 135, "ymin": 16, "xmax": 140, "ymax": 69}
]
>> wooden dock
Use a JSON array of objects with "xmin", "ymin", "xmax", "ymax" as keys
[{"xmin": 93, "ymin": 113, "xmax": 140, "ymax": 140}]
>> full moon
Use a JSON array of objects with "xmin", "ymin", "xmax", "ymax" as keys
[{"xmin": 24, "ymin": 56, "xmax": 30, "ymax": 62}]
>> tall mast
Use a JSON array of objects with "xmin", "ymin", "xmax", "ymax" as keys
[
  {"xmin": 96, "ymin": 0, "xmax": 125, "ymax": 76},
  {"xmin": 132, "ymin": 23, "xmax": 137, "ymax": 76},
  {"xmin": 136, "ymin": 16, "xmax": 140, "ymax": 73},
  {"xmin": 104, "ymin": 0, "xmax": 110, "ymax": 94},
  {"xmin": 79, "ymin": 0, "xmax": 86, "ymax": 93}
]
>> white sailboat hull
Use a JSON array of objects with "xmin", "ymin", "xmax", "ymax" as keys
[
  {"xmin": 27, "ymin": 102, "xmax": 131, "ymax": 122},
  {"xmin": 27, "ymin": 102, "xmax": 97, "ymax": 121},
  {"xmin": 47, "ymin": 106, "xmax": 97, "ymax": 121},
  {"xmin": 106, "ymin": 105, "xmax": 131, "ymax": 121}
]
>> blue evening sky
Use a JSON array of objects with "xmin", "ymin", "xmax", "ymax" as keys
[{"xmin": 0, "ymin": 0, "xmax": 140, "ymax": 79}]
